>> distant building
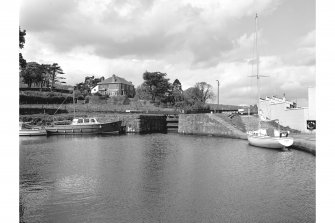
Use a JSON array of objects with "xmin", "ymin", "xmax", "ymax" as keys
[
  {"xmin": 94, "ymin": 74, "xmax": 135, "ymax": 97},
  {"xmin": 258, "ymin": 87, "xmax": 315, "ymax": 133}
]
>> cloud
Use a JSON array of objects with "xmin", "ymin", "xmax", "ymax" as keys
[
  {"xmin": 282, "ymin": 30, "xmax": 316, "ymax": 66},
  {"xmin": 20, "ymin": 0, "xmax": 280, "ymax": 64},
  {"xmin": 299, "ymin": 29, "xmax": 315, "ymax": 47},
  {"xmin": 20, "ymin": 0, "xmax": 314, "ymax": 106}
]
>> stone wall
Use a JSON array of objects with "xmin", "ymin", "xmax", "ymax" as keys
[{"xmin": 178, "ymin": 114, "xmax": 247, "ymax": 139}]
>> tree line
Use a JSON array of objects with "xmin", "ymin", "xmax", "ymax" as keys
[
  {"xmin": 19, "ymin": 27, "xmax": 215, "ymax": 111},
  {"xmin": 135, "ymin": 71, "xmax": 215, "ymax": 112},
  {"xmin": 19, "ymin": 27, "xmax": 66, "ymax": 91}
]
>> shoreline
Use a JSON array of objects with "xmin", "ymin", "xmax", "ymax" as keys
[
  {"xmin": 19, "ymin": 112, "xmax": 316, "ymax": 155},
  {"xmin": 290, "ymin": 134, "xmax": 316, "ymax": 155}
]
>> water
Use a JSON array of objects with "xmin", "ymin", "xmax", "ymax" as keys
[{"xmin": 20, "ymin": 134, "xmax": 315, "ymax": 223}]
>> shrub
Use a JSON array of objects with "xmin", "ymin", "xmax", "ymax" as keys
[
  {"xmin": 93, "ymin": 92, "xmax": 102, "ymax": 96},
  {"xmin": 84, "ymin": 96, "xmax": 90, "ymax": 103}
]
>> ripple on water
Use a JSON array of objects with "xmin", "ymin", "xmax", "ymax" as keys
[{"xmin": 20, "ymin": 134, "xmax": 315, "ymax": 223}]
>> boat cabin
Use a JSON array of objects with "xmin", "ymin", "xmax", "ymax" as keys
[{"xmin": 72, "ymin": 118, "xmax": 100, "ymax": 125}]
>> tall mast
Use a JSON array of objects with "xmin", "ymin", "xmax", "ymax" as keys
[
  {"xmin": 255, "ymin": 13, "xmax": 261, "ymax": 130},
  {"xmin": 255, "ymin": 13, "xmax": 260, "ymax": 103}
]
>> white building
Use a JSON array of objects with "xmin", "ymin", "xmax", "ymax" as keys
[
  {"xmin": 91, "ymin": 85, "xmax": 99, "ymax": 94},
  {"xmin": 258, "ymin": 87, "xmax": 315, "ymax": 133}
]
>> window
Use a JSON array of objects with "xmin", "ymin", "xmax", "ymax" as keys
[
  {"xmin": 84, "ymin": 119, "xmax": 89, "ymax": 123},
  {"xmin": 91, "ymin": 119, "xmax": 95, "ymax": 123},
  {"xmin": 78, "ymin": 119, "xmax": 83, "ymax": 123}
]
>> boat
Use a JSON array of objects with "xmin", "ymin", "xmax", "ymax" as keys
[
  {"xmin": 44, "ymin": 117, "xmax": 122, "ymax": 135},
  {"xmin": 19, "ymin": 122, "xmax": 47, "ymax": 136},
  {"xmin": 248, "ymin": 129, "xmax": 293, "ymax": 149},
  {"xmin": 44, "ymin": 87, "xmax": 122, "ymax": 135},
  {"xmin": 247, "ymin": 14, "xmax": 294, "ymax": 149}
]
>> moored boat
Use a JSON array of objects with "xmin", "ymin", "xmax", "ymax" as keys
[
  {"xmin": 247, "ymin": 129, "xmax": 293, "ymax": 149},
  {"xmin": 44, "ymin": 117, "xmax": 122, "ymax": 135},
  {"xmin": 19, "ymin": 122, "xmax": 47, "ymax": 136},
  {"xmin": 247, "ymin": 14, "xmax": 294, "ymax": 150}
]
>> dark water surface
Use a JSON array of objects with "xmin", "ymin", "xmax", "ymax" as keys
[{"xmin": 20, "ymin": 134, "xmax": 315, "ymax": 223}]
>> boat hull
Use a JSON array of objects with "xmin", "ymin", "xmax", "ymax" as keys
[
  {"xmin": 248, "ymin": 135, "xmax": 294, "ymax": 149},
  {"xmin": 45, "ymin": 121, "xmax": 122, "ymax": 135},
  {"xmin": 20, "ymin": 129, "xmax": 47, "ymax": 136}
]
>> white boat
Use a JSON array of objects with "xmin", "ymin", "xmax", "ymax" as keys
[
  {"xmin": 19, "ymin": 122, "xmax": 46, "ymax": 136},
  {"xmin": 247, "ymin": 14, "xmax": 294, "ymax": 149},
  {"xmin": 248, "ymin": 129, "xmax": 293, "ymax": 149}
]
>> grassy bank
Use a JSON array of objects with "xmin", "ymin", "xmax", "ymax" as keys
[{"xmin": 19, "ymin": 102, "xmax": 177, "ymax": 114}]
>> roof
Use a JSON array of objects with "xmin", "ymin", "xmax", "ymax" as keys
[{"xmin": 98, "ymin": 74, "xmax": 133, "ymax": 86}]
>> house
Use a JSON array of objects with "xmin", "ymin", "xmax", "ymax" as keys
[{"xmin": 94, "ymin": 74, "xmax": 135, "ymax": 97}]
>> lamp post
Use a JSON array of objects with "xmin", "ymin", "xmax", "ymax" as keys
[{"xmin": 216, "ymin": 80, "xmax": 220, "ymax": 105}]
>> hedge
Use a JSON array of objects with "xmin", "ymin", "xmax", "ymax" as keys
[{"xmin": 20, "ymin": 94, "xmax": 74, "ymax": 104}]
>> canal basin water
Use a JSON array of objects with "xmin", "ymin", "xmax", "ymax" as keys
[{"xmin": 20, "ymin": 133, "xmax": 315, "ymax": 223}]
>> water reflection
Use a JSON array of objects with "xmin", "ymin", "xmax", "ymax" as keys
[{"xmin": 20, "ymin": 134, "xmax": 315, "ymax": 222}]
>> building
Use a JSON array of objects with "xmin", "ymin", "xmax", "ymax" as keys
[
  {"xmin": 92, "ymin": 74, "xmax": 135, "ymax": 97},
  {"xmin": 258, "ymin": 87, "xmax": 315, "ymax": 133}
]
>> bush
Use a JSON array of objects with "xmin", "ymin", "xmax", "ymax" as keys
[
  {"xmin": 87, "ymin": 95, "xmax": 108, "ymax": 104},
  {"xmin": 84, "ymin": 96, "xmax": 90, "ymax": 103},
  {"xmin": 19, "ymin": 94, "xmax": 73, "ymax": 104},
  {"xmin": 107, "ymin": 95, "xmax": 129, "ymax": 105}
]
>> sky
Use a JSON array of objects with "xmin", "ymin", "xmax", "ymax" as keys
[{"xmin": 19, "ymin": 0, "xmax": 315, "ymax": 106}]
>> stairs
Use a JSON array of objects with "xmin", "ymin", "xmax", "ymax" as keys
[
  {"xmin": 240, "ymin": 116, "xmax": 260, "ymax": 132},
  {"xmin": 206, "ymin": 114, "xmax": 246, "ymax": 137}
]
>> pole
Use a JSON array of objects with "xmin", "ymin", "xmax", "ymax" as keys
[
  {"xmin": 216, "ymin": 80, "xmax": 220, "ymax": 105},
  {"xmin": 255, "ymin": 13, "xmax": 261, "ymax": 130},
  {"xmin": 73, "ymin": 87, "xmax": 75, "ymax": 118}
]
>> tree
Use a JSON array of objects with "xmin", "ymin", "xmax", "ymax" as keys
[
  {"xmin": 194, "ymin": 82, "xmax": 214, "ymax": 103},
  {"xmin": 142, "ymin": 71, "xmax": 171, "ymax": 102},
  {"xmin": 49, "ymin": 63, "xmax": 65, "ymax": 91},
  {"xmin": 19, "ymin": 27, "xmax": 27, "ymax": 70},
  {"xmin": 172, "ymin": 79, "xmax": 182, "ymax": 91},
  {"xmin": 170, "ymin": 79, "xmax": 183, "ymax": 105},
  {"xmin": 135, "ymin": 84, "xmax": 152, "ymax": 100},
  {"xmin": 179, "ymin": 82, "xmax": 214, "ymax": 111},
  {"xmin": 20, "ymin": 62, "xmax": 43, "ymax": 88},
  {"xmin": 183, "ymin": 87, "xmax": 203, "ymax": 105}
]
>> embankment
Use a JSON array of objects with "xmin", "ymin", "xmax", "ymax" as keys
[
  {"xmin": 178, "ymin": 113, "xmax": 247, "ymax": 139},
  {"xmin": 179, "ymin": 113, "xmax": 315, "ymax": 155}
]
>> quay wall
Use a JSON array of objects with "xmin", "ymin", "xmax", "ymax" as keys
[
  {"xmin": 20, "ymin": 112, "xmax": 315, "ymax": 155},
  {"xmin": 290, "ymin": 134, "xmax": 316, "ymax": 155},
  {"xmin": 178, "ymin": 113, "xmax": 247, "ymax": 139},
  {"xmin": 178, "ymin": 114, "xmax": 315, "ymax": 155}
]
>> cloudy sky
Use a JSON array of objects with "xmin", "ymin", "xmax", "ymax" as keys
[{"xmin": 19, "ymin": 0, "xmax": 315, "ymax": 106}]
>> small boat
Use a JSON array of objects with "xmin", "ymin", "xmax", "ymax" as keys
[
  {"xmin": 44, "ymin": 117, "xmax": 122, "ymax": 135},
  {"xmin": 19, "ymin": 122, "xmax": 46, "ymax": 136},
  {"xmin": 247, "ymin": 14, "xmax": 294, "ymax": 149},
  {"xmin": 247, "ymin": 129, "xmax": 293, "ymax": 149}
]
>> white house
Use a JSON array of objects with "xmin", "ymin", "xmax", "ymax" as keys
[{"xmin": 258, "ymin": 87, "xmax": 315, "ymax": 133}]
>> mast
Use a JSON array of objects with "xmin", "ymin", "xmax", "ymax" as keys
[{"xmin": 255, "ymin": 13, "xmax": 261, "ymax": 130}]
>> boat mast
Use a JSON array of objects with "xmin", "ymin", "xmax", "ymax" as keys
[{"xmin": 255, "ymin": 13, "xmax": 261, "ymax": 130}]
